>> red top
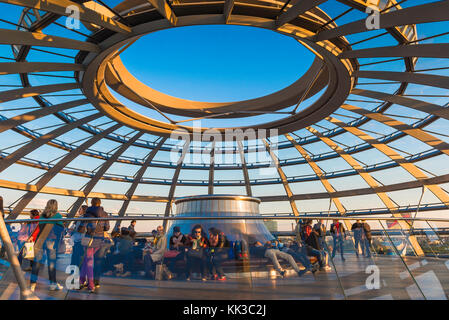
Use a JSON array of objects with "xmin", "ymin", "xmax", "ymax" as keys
[
  {"xmin": 304, "ymin": 225, "xmax": 312, "ymax": 238},
  {"xmin": 30, "ymin": 216, "xmax": 40, "ymax": 242}
]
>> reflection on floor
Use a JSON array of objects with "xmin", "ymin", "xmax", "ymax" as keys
[{"xmin": 1, "ymin": 254, "xmax": 449, "ymax": 300}]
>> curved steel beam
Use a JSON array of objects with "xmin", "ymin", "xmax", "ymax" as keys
[
  {"xmin": 1, "ymin": 173, "xmax": 448, "ymax": 204},
  {"xmin": 67, "ymin": 130, "xmax": 144, "ymax": 218},
  {"xmin": 237, "ymin": 140, "xmax": 252, "ymax": 196},
  {"xmin": 0, "ymin": 28, "xmax": 100, "ymax": 52},
  {"xmin": 276, "ymin": 0, "xmax": 327, "ymax": 28},
  {"xmin": 285, "ymin": 133, "xmax": 346, "ymax": 214},
  {"xmin": 326, "ymin": 114, "xmax": 449, "ymax": 206},
  {"xmin": 351, "ymin": 89, "xmax": 449, "ymax": 121},
  {"xmin": 0, "ymin": 62, "xmax": 84, "ymax": 75},
  {"xmin": 0, "ymin": 113, "xmax": 101, "ymax": 173},
  {"xmin": 0, "ymin": 83, "xmax": 79, "ymax": 103},
  {"xmin": 162, "ymin": 140, "xmax": 190, "ymax": 230},
  {"xmin": 305, "ymin": 125, "xmax": 400, "ymax": 212},
  {"xmin": 354, "ymin": 71, "xmax": 449, "ymax": 90},
  {"xmin": 0, "ymin": 0, "xmax": 132, "ymax": 34},
  {"xmin": 0, "ymin": 99, "xmax": 89, "ymax": 134},
  {"xmin": 148, "ymin": 0, "xmax": 177, "ymax": 26},
  {"xmin": 223, "ymin": 0, "xmax": 234, "ymax": 23},
  {"xmin": 208, "ymin": 141, "xmax": 215, "ymax": 195},
  {"xmin": 262, "ymin": 138, "xmax": 299, "ymax": 216},
  {"xmin": 114, "ymin": 137, "xmax": 167, "ymax": 224},
  {"xmin": 340, "ymin": 44, "xmax": 449, "ymax": 59},
  {"xmin": 7, "ymin": 123, "xmax": 121, "ymax": 219},
  {"xmin": 314, "ymin": 0, "xmax": 449, "ymax": 41},
  {"xmin": 341, "ymin": 104, "xmax": 449, "ymax": 156}
]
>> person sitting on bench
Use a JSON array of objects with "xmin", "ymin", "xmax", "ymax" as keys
[
  {"xmin": 281, "ymin": 241, "xmax": 317, "ymax": 275},
  {"xmin": 184, "ymin": 224, "xmax": 209, "ymax": 281},
  {"xmin": 301, "ymin": 219, "xmax": 327, "ymax": 271},
  {"xmin": 207, "ymin": 227, "xmax": 230, "ymax": 281},
  {"xmin": 143, "ymin": 225, "xmax": 167, "ymax": 278},
  {"xmin": 249, "ymin": 240, "xmax": 303, "ymax": 278}
]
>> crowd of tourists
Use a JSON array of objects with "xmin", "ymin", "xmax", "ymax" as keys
[{"xmin": 0, "ymin": 196, "xmax": 373, "ymax": 294}]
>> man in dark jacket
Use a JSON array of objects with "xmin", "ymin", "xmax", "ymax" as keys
[
  {"xmin": 302, "ymin": 220, "xmax": 325, "ymax": 271},
  {"xmin": 361, "ymin": 220, "xmax": 372, "ymax": 258},
  {"xmin": 351, "ymin": 220, "xmax": 364, "ymax": 257},
  {"xmin": 313, "ymin": 219, "xmax": 327, "ymax": 250}
]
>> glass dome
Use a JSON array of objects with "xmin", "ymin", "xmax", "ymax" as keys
[{"xmin": 0, "ymin": 0, "xmax": 447, "ymax": 227}]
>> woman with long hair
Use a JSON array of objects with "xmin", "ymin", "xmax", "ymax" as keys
[
  {"xmin": 30, "ymin": 199, "xmax": 64, "ymax": 292},
  {"xmin": 17, "ymin": 209, "xmax": 40, "ymax": 268}
]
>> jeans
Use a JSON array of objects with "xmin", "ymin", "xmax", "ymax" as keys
[
  {"xmin": 364, "ymin": 238, "xmax": 372, "ymax": 257},
  {"xmin": 70, "ymin": 242, "xmax": 84, "ymax": 268},
  {"xmin": 332, "ymin": 236, "xmax": 344, "ymax": 258},
  {"xmin": 144, "ymin": 253, "xmax": 161, "ymax": 276},
  {"xmin": 185, "ymin": 255, "xmax": 208, "ymax": 278},
  {"xmin": 354, "ymin": 237, "xmax": 364, "ymax": 256},
  {"xmin": 119, "ymin": 251, "xmax": 135, "ymax": 273},
  {"xmin": 166, "ymin": 251, "xmax": 185, "ymax": 274},
  {"xmin": 306, "ymin": 246, "xmax": 324, "ymax": 268},
  {"xmin": 284, "ymin": 247, "xmax": 312, "ymax": 269},
  {"xmin": 31, "ymin": 239, "xmax": 58, "ymax": 284},
  {"xmin": 17, "ymin": 240, "xmax": 25, "ymax": 265},
  {"xmin": 264, "ymin": 249, "xmax": 301, "ymax": 273},
  {"xmin": 79, "ymin": 247, "xmax": 99, "ymax": 290},
  {"xmin": 209, "ymin": 252, "xmax": 228, "ymax": 277},
  {"xmin": 319, "ymin": 237, "xmax": 327, "ymax": 251}
]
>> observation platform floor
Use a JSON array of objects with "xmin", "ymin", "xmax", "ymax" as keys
[{"xmin": 1, "ymin": 254, "xmax": 449, "ymax": 300}]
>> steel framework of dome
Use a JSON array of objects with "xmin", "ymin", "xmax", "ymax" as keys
[{"xmin": 0, "ymin": 0, "xmax": 448, "ymax": 226}]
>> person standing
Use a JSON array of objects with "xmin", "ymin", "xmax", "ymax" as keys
[
  {"xmin": 351, "ymin": 220, "xmax": 364, "ymax": 257},
  {"xmin": 70, "ymin": 205, "xmax": 87, "ymax": 268},
  {"xmin": 78, "ymin": 198, "xmax": 110, "ymax": 293},
  {"xmin": 362, "ymin": 220, "xmax": 372, "ymax": 258},
  {"xmin": 313, "ymin": 219, "xmax": 327, "ymax": 251},
  {"xmin": 128, "ymin": 220, "xmax": 136, "ymax": 232},
  {"xmin": 330, "ymin": 219, "xmax": 346, "ymax": 261},
  {"xmin": 17, "ymin": 209, "xmax": 40, "ymax": 268},
  {"xmin": 30, "ymin": 199, "xmax": 65, "ymax": 292}
]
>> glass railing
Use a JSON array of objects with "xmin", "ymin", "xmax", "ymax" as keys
[{"xmin": 0, "ymin": 216, "xmax": 449, "ymax": 300}]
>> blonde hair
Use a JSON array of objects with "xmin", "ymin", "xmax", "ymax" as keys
[{"xmin": 42, "ymin": 199, "xmax": 58, "ymax": 218}]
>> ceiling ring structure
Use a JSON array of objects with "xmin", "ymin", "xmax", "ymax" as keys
[{"xmin": 80, "ymin": 14, "xmax": 354, "ymax": 136}]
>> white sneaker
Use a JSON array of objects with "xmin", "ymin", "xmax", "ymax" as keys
[
  {"xmin": 49, "ymin": 283, "xmax": 63, "ymax": 291},
  {"xmin": 30, "ymin": 283, "xmax": 36, "ymax": 292},
  {"xmin": 323, "ymin": 266, "xmax": 332, "ymax": 271}
]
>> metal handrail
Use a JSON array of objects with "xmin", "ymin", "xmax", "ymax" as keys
[{"xmin": 5, "ymin": 216, "xmax": 449, "ymax": 224}]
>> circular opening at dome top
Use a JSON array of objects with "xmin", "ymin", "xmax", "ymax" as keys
[{"xmin": 119, "ymin": 25, "xmax": 315, "ymax": 103}]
